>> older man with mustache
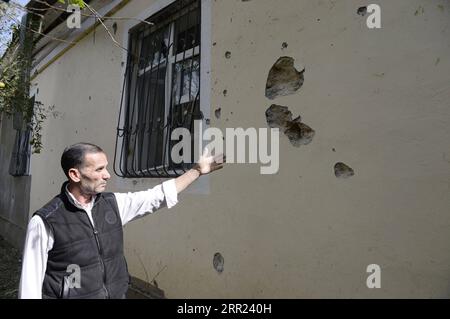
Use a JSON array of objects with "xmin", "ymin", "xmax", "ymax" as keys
[{"xmin": 19, "ymin": 142, "xmax": 224, "ymax": 299}]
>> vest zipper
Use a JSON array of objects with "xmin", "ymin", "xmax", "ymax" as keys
[
  {"xmin": 93, "ymin": 229, "xmax": 110, "ymax": 299},
  {"xmin": 86, "ymin": 212, "xmax": 110, "ymax": 299}
]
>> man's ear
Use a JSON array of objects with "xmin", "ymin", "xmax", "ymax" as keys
[{"xmin": 68, "ymin": 168, "xmax": 81, "ymax": 183}]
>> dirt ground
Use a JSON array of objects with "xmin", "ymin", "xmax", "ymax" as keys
[{"xmin": 0, "ymin": 236, "xmax": 21, "ymax": 299}]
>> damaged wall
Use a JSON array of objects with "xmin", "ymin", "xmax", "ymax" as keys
[
  {"xmin": 204, "ymin": 0, "xmax": 450, "ymax": 298},
  {"xmin": 28, "ymin": 0, "xmax": 450, "ymax": 298}
]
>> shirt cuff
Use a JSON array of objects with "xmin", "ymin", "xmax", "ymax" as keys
[{"xmin": 162, "ymin": 179, "xmax": 178, "ymax": 209}]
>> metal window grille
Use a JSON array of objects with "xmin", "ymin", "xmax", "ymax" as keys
[
  {"xmin": 114, "ymin": 0, "xmax": 202, "ymax": 178},
  {"xmin": 8, "ymin": 128, "xmax": 31, "ymax": 177}
]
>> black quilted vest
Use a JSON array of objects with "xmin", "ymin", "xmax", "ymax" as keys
[{"xmin": 34, "ymin": 182, "xmax": 129, "ymax": 299}]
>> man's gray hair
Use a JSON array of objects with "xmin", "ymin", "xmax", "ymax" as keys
[{"xmin": 61, "ymin": 143, "xmax": 104, "ymax": 178}]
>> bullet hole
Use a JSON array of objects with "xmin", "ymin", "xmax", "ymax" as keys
[
  {"xmin": 132, "ymin": 180, "xmax": 138, "ymax": 185},
  {"xmin": 213, "ymin": 253, "xmax": 224, "ymax": 273},
  {"xmin": 414, "ymin": 6, "xmax": 425, "ymax": 16},
  {"xmin": 223, "ymin": 89, "xmax": 228, "ymax": 96},
  {"xmin": 89, "ymin": 96, "xmax": 91, "ymax": 100},
  {"xmin": 332, "ymin": 148, "xmax": 336, "ymax": 152},
  {"xmin": 215, "ymin": 108, "xmax": 221, "ymax": 119},
  {"xmin": 266, "ymin": 104, "xmax": 294, "ymax": 129},
  {"xmin": 266, "ymin": 57, "xmax": 305, "ymax": 100},
  {"xmin": 112, "ymin": 22, "xmax": 117, "ymax": 35},
  {"xmin": 213, "ymin": 42, "xmax": 217, "ymax": 46},
  {"xmin": 357, "ymin": 6, "xmax": 367, "ymax": 16},
  {"xmin": 206, "ymin": 118, "xmax": 211, "ymax": 125},
  {"xmin": 75, "ymin": 130, "xmax": 78, "ymax": 134},
  {"xmin": 193, "ymin": 248, "xmax": 196, "ymax": 252},
  {"xmin": 265, "ymin": 104, "xmax": 315, "ymax": 147},
  {"xmin": 121, "ymin": 61, "xmax": 124, "ymax": 67},
  {"xmin": 317, "ymin": 18, "xmax": 321, "ymax": 22},
  {"xmin": 284, "ymin": 121, "xmax": 315, "ymax": 146},
  {"xmin": 334, "ymin": 162, "xmax": 355, "ymax": 179},
  {"xmin": 225, "ymin": 51, "xmax": 231, "ymax": 59},
  {"xmin": 249, "ymin": 19, "xmax": 252, "ymax": 23},
  {"xmin": 230, "ymin": 111, "xmax": 233, "ymax": 115},
  {"xmin": 281, "ymin": 42, "xmax": 288, "ymax": 49}
]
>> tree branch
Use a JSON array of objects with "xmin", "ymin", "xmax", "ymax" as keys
[
  {"xmin": 3, "ymin": 11, "xmax": 76, "ymax": 45},
  {"xmin": 31, "ymin": 0, "xmax": 154, "ymax": 26},
  {"xmin": 82, "ymin": 1, "xmax": 131, "ymax": 54}
]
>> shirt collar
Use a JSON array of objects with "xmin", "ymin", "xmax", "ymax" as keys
[{"xmin": 65, "ymin": 183, "xmax": 96, "ymax": 210}]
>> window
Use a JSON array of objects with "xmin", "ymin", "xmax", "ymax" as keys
[
  {"xmin": 115, "ymin": 0, "xmax": 202, "ymax": 178},
  {"xmin": 9, "ymin": 97, "xmax": 32, "ymax": 177},
  {"xmin": 9, "ymin": 127, "xmax": 31, "ymax": 176}
]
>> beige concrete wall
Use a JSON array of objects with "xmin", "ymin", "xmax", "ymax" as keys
[{"xmin": 30, "ymin": 0, "xmax": 450, "ymax": 298}]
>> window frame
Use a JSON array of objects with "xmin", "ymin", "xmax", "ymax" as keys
[{"xmin": 115, "ymin": 0, "xmax": 204, "ymax": 178}]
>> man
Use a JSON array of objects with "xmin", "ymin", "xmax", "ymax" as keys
[{"xmin": 19, "ymin": 142, "xmax": 224, "ymax": 299}]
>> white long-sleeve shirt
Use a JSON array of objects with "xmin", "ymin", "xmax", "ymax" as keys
[{"xmin": 19, "ymin": 180, "xmax": 178, "ymax": 299}]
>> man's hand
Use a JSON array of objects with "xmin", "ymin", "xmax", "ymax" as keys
[
  {"xmin": 193, "ymin": 147, "xmax": 226, "ymax": 175},
  {"xmin": 174, "ymin": 148, "xmax": 226, "ymax": 194}
]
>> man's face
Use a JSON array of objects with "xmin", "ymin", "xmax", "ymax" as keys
[{"xmin": 78, "ymin": 152, "xmax": 111, "ymax": 195}]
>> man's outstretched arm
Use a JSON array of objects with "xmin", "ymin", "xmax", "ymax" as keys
[{"xmin": 114, "ymin": 149, "xmax": 225, "ymax": 225}]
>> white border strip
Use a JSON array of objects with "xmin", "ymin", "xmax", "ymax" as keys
[{"xmin": 191, "ymin": 0, "xmax": 212, "ymax": 194}]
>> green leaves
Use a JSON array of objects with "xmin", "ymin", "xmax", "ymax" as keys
[
  {"xmin": 0, "ymin": 46, "xmax": 50, "ymax": 154},
  {"xmin": 57, "ymin": 0, "xmax": 86, "ymax": 9}
]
